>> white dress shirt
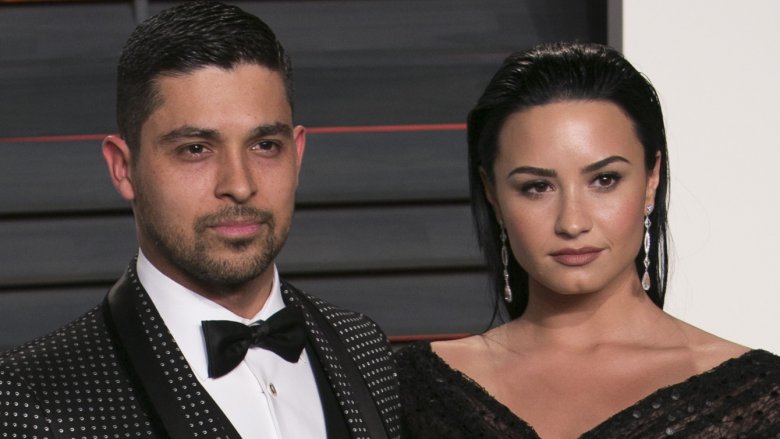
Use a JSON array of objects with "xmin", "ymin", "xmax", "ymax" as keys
[{"xmin": 136, "ymin": 251, "xmax": 327, "ymax": 438}]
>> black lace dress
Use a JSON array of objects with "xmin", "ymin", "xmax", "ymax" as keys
[{"xmin": 396, "ymin": 342, "xmax": 780, "ymax": 438}]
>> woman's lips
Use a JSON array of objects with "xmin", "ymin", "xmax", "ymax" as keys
[{"xmin": 550, "ymin": 247, "xmax": 603, "ymax": 266}]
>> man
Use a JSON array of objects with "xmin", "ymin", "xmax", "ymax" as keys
[{"xmin": 0, "ymin": 2, "xmax": 400, "ymax": 438}]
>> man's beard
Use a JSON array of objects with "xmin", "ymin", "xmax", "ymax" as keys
[{"xmin": 138, "ymin": 203, "xmax": 287, "ymax": 290}]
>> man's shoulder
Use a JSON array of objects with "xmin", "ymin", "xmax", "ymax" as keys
[
  {"xmin": 280, "ymin": 279, "xmax": 386, "ymax": 339},
  {"xmin": 280, "ymin": 279, "xmax": 395, "ymax": 366},
  {"xmin": 0, "ymin": 300, "xmax": 164, "ymax": 436},
  {"xmin": 0, "ymin": 303, "xmax": 112, "ymax": 405},
  {"xmin": 0, "ymin": 303, "xmax": 110, "ymax": 369},
  {"xmin": 0, "ymin": 304, "xmax": 118, "ymax": 390}
]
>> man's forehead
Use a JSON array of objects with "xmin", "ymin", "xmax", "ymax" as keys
[
  {"xmin": 153, "ymin": 63, "xmax": 279, "ymax": 89},
  {"xmin": 140, "ymin": 64, "xmax": 293, "ymax": 138}
]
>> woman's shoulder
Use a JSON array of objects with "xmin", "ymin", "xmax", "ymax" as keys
[
  {"xmin": 671, "ymin": 317, "xmax": 757, "ymax": 373},
  {"xmin": 395, "ymin": 336, "xmax": 498, "ymax": 389},
  {"xmin": 395, "ymin": 338, "xmax": 492, "ymax": 405},
  {"xmin": 429, "ymin": 335, "xmax": 497, "ymax": 376},
  {"xmin": 431, "ymin": 335, "xmax": 489, "ymax": 360},
  {"xmin": 395, "ymin": 337, "xmax": 484, "ymax": 369},
  {"xmin": 395, "ymin": 338, "xmax": 534, "ymax": 438},
  {"xmin": 395, "ymin": 340, "xmax": 446, "ymax": 382}
]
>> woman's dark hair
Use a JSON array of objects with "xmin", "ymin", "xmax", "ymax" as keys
[
  {"xmin": 116, "ymin": 0, "xmax": 293, "ymax": 154},
  {"xmin": 468, "ymin": 42, "xmax": 669, "ymax": 320}
]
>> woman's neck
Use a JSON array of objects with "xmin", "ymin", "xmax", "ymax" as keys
[{"xmin": 504, "ymin": 276, "xmax": 673, "ymax": 352}]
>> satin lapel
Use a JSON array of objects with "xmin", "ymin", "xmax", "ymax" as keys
[
  {"xmin": 304, "ymin": 341, "xmax": 351, "ymax": 438},
  {"xmin": 105, "ymin": 265, "xmax": 241, "ymax": 439}
]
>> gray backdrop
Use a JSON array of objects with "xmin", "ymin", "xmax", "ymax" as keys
[{"xmin": 0, "ymin": 0, "xmax": 606, "ymax": 349}]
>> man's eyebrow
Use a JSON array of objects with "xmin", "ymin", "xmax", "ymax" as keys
[
  {"xmin": 581, "ymin": 155, "xmax": 630, "ymax": 173},
  {"xmin": 157, "ymin": 123, "xmax": 293, "ymax": 144},
  {"xmin": 507, "ymin": 166, "xmax": 557, "ymax": 179},
  {"xmin": 158, "ymin": 126, "xmax": 219, "ymax": 144},
  {"xmin": 249, "ymin": 122, "xmax": 293, "ymax": 138}
]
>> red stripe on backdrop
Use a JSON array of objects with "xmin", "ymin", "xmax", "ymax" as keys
[
  {"xmin": 389, "ymin": 333, "xmax": 469, "ymax": 343},
  {"xmin": 0, "ymin": 123, "xmax": 466, "ymax": 144},
  {"xmin": 307, "ymin": 123, "xmax": 466, "ymax": 134},
  {"xmin": 0, "ymin": 134, "xmax": 108, "ymax": 144}
]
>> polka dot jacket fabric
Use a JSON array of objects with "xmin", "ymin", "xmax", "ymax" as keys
[
  {"xmin": 0, "ymin": 263, "xmax": 401, "ymax": 438},
  {"xmin": 282, "ymin": 283, "xmax": 402, "ymax": 439}
]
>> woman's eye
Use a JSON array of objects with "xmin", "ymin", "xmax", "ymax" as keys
[
  {"xmin": 592, "ymin": 173, "xmax": 622, "ymax": 189},
  {"xmin": 521, "ymin": 181, "xmax": 552, "ymax": 195}
]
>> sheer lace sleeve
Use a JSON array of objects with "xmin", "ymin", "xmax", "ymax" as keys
[
  {"xmin": 396, "ymin": 342, "xmax": 535, "ymax": 438},
  {"xmin": 583, "ymin": 349, "xmax": 780, "ymax": 438},
  {"xmin": 397, "ymin": 342, "xmax": 780, "ymax": 439}
]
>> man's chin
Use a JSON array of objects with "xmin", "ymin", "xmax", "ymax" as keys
[
  {"xmin": 215, "ymin": 236, "xmax": 259, "ymax": 251},
  {"xmin": 200, "ymin": 247, "xmax": 275, "ymax": 279}
]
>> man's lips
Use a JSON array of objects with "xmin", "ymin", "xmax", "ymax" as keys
[
  {"xmin": 209, "ymin": 220, "xmax": 264, "ymax": 238},
  {"xmin": 550, "ymin": 247, "xmax": 603, "ymax": 266}
]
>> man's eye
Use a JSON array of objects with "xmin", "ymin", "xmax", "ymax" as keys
[
  {"xmin": 175, "ymin": 143, "xmax": 211, "ymax": 161},
  {"xmin": 252, "ymin": 141, "xmax": 281, "ymax": 154},
  {"xmin": 185, "ymin": 144, "xmax": 206, "ymax": 155}
]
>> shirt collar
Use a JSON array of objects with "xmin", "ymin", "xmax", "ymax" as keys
[{"xmin": 135, "ymin": 249, "xmax": 285, "ymax": 380}]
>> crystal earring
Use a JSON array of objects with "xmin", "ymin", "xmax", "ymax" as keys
[
  {"xmin": 641, "ymin": 205, "xmax": 654, "ymax": 291},
  {"xmin": 499, "ymin": 224, "xmax": 513, "ymax": 303}
]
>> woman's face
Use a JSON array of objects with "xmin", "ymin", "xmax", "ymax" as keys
[{"xmin": 484, "ymin": 100, "xmax": 660, "ymax": 298}]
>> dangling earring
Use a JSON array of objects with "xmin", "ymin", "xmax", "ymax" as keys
[
  {"xmin": 499, "ymin": 223, "xmax": 513, "ymax": 303},
  {"xmin": 641, "ymin": 205, "xmax": 654, "ymax": 291}
]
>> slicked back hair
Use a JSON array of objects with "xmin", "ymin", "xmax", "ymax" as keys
[
  {"xmin": 467, "ymin": 42, "xmax": 670, "ymax": 320},
  {"xmin": 116, "ymin": 0, "xmax": 293, "ymax": 153}
]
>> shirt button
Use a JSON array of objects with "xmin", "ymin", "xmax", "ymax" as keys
[{"xmin": 269, "ymin": 383, "xmax": 277, "ymax": 397}]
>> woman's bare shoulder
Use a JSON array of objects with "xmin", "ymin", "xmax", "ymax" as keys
[
  {"xmin": 431, "ymin": 335, "xmax": 493, "ymax": 374},
  {"xmin": 672, "ymin": 317, "xmax": 752, "ymax": 372}
]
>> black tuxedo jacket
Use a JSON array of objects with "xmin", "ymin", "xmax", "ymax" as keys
[{"xmin": 0, "ymin": 263, "xmax": 401, "ymax": 438}]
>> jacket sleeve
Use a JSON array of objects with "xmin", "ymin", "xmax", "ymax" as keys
[{"xmin": 0, "ymin": 365, "xmax": 54, "ymax": 438}]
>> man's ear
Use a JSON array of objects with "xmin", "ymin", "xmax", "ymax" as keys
[
  {"xmin": 102, "ymin": 135, "xmax": 135, "ymax": 201},
  {"xmin": 293, "ymin": 124, "xmax": 306, "ymax": 182},
  {"xmin": 479, "ymin": 166, "xmax": 503, "ymax": 222}
]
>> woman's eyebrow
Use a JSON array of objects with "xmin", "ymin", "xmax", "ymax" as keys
[
  {"xmin": 505, "ymin": 155, "xmax": 631, "ymax": 179},
  {"xmin": 581, "ymin": 155, "xmax": 630, "ymax": 173},
  {"xmin": 506, "ymin": 166, "xmax": 556, "ymax": 179}
]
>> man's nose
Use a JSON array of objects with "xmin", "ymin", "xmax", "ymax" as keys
[{"xmin": 215, "ymin": 150, "xmax": 257, "ymax": 204}]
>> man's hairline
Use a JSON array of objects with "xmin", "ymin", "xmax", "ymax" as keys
[{"xmin": 127, "ymin": 61, "xmax": 293, "ymax": 156}]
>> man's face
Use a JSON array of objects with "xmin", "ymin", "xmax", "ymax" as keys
[{"xmin": 110, "ymin": 64, "xmax": 304, "ymax": 295}]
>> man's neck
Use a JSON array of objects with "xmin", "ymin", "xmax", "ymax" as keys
[
  {"xmin": 198, "ymin": 274, "xmax": 275, "ymax": 319},
  {"xmin": 137, "ymin": 250, "xmax": 276, "ymax": 319}
]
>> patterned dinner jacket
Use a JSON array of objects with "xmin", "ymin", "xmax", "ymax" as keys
[{"xmin": 0, "ymin": 263, "xmax": 401, "ymax": 438}]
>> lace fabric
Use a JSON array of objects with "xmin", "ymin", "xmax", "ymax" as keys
[{"xmin": 396, "ymin": 342, "xmax": 780, "ymax": 438}]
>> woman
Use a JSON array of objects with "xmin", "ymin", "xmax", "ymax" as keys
[{"xmin": 396, "ymin": 42, "xmax": 779, "ymax": 438}]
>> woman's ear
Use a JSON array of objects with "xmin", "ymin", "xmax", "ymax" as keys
[
  {"xmin": 644, "ymin": 151, "xmax": 662, "ymax": 208},
  {"xmin": 102, "ymin": 135, "xmax": 136, "ymax": 201},
  {"xmin": 480, "ymin": 166, "xmax": 503, "ymax": 222}
]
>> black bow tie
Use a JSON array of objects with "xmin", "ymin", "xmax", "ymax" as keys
[{"xmin": 201, "ymin": 306, "xmax": 307, "ymax": 378}]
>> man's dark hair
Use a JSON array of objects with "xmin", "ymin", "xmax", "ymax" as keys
[
  {"xmin": 116, "ymin": 0, "xmax": 293, "ymax": 152},
  {"xmin": 468, "ymin": 42, "xmax": 670, "ymax": 319}
]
